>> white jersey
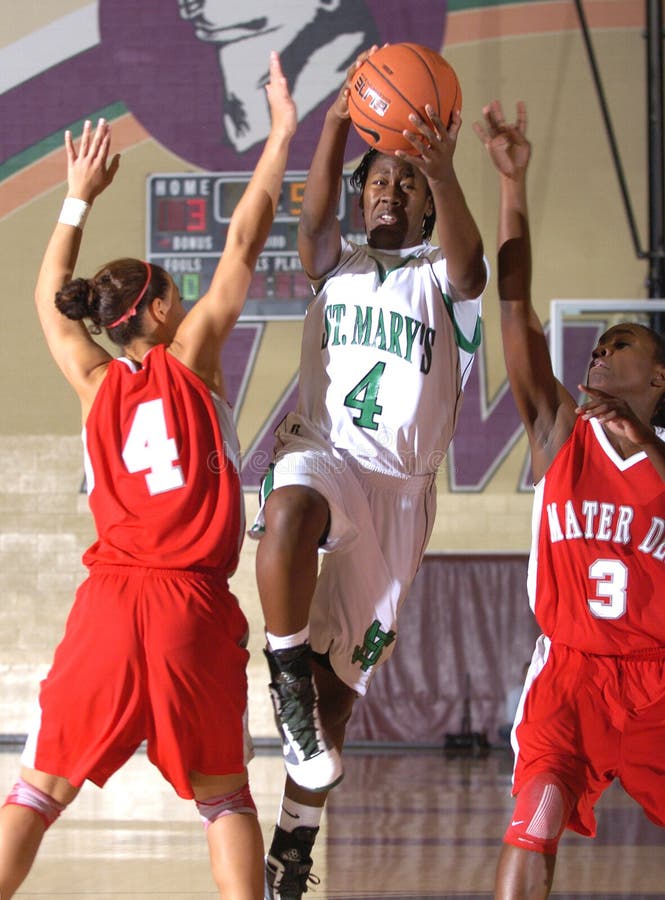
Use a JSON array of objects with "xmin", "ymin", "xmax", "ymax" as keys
[{"xmin": 296, "ymin": 238, "xmax": 483, "ymax": 477}]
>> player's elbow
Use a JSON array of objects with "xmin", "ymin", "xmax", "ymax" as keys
[
  {"xmin": 228, "ymin": 214, "xmax": 274, "ymax": 268},
  {"xmin": 450, "ymin": 257, "xmax": 487, "ymax": 300}
]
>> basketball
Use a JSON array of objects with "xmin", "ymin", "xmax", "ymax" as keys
[{"xmin": 348, "ymin": 43, "xmax": 462, "ymax": 153}]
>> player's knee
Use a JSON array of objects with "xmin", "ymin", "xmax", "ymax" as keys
[
  {"xmin": 264, "ymin": 485, "xmax": 329, "ymax": 546},
  {"xmin": 196, "ymin": 783, "xmax": 257, "ymax": 830},
  {"xmin": 3, "ymin": 777, "xmax": 66, "ymax": 829},
  {"xmin": 503, "ymin": 772, "xmax": 576, "ymax": 855}
]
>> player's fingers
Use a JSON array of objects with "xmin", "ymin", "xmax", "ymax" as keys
[
  {"xmin": 447, "ymin": 109, "xmax": 462, "ymax": 140},
  {"xmin": 64, "ymin": 130, "xmax": 76, "ymax": 162},
  {"xmin": 408, "ymin": 113, "xmax": 437, "ymax": 145},
  {"xmin": 78, "ymin": 119, "xmax": 92, "ymax": 156},
  {"xmin": 424, "ymin": 105, "xmax": 444, "ymax": 140},
  {"xmin": 268, "ymin": 50, "xmax": 284, "ymax": 81},
  {"xmin": 394, "ymin": 146, "xmax": 422, "ymax": 166},
  {"xmin": 401, "ymin": 128, "xmax": 431, "ymax": 157},
  {"xmin": 516, "ymin": 101, "xmax": 528, "ymax": 136},
  {"xmin": 471, "ymin": 121, "xmax": 490, "ymax": 145},
  {"xmin": 89, "ymin": 118, "xmax": 108, "ymax": 159},
  {"xmin": 485, "ymin": 100, "xmax": 505, "ymax": 131},
  {"xmin": 96, "ymin": 129, "xmax": 113, "ymax": 167}
]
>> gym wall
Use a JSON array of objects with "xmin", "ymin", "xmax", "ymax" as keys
[{"xmin": 0, "ymin": 0, "xmax": 649, "ymax": 742}]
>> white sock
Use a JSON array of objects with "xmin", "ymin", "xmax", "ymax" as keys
[
  {"xmin": 266, "ymin": 626, "xmax": 310, "ymax": 651},
  {"xmin": 278, "ymin": 794, "xmax": 323, "ymax": 833}
]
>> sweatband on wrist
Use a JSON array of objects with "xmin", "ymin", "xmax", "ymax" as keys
[{"xmin": 58, "ymin": 197, "xmax": 90, "ymax": 229}]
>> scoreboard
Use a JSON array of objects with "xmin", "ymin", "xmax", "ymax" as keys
[{"xmin": 147, "ymin": 171, "xmax": 365, "ymax": 318}]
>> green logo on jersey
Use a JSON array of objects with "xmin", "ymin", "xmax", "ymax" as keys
[{"xmin": 352, "ymin": 619, "xmax": 396, "ymax": 672}]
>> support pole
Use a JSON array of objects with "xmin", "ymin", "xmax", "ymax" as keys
[{"xmin": 646, "ymin": 0, "xmax": 665, "ymax": 300}]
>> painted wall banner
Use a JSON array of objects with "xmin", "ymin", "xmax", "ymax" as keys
[
  {"xmin": 2, "ymin": 1, "xmax": 448, "ymax": 174},
  {"xmin": 147, "ymin": 170, "xmax": 366, "ymax": 316}
]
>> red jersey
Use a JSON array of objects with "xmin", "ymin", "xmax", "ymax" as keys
[
  {"xmin": 82, "ymin": 345, "xmax": 243, "ymax": 573},
  {"xmin": 528, "ymin": 416, "xmax": 665, "ymax": 654}
]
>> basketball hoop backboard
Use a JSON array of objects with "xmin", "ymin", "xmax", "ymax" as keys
[{"xmin": 550, "ymin": 299, "xmax": 665, "ymax": 380}]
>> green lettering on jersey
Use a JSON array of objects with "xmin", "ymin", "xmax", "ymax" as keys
[
  {"xmin": 352, "ymin": 619, "xmax": 396, "ymax": 672},
  {"xmin": 373, "ymin": 308, "xmax": 387, "ymax": 351},
  {"xmin": 352, "ymin": 306, "xmax": 373, "ymax": 346},
  {"xmin": 388, "ymin": 311, "xmax": 404, "ymax": 358},
  {"xmin": 404, "ymin": 316, "xmax": 422, "ymax": 362}
]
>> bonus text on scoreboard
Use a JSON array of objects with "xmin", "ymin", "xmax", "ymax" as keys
[{"xmin": 147, "ymin": 172, "xmax": 364, "ymax": 317}]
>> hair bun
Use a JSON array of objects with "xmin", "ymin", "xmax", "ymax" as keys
[{"xmin": 55, "ymin": 277, "xmax": 96, "ymax": 322}]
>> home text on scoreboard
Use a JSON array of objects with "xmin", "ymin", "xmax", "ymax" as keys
[{"xmin": 147, "ymin": 171, "xmax": 365, "ymax": 318}]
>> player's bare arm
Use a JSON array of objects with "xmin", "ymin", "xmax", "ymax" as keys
[
  {"xmin": 170, "ymin": 51, "xmax": 296, "ymax": 388},
  {"xmin": 396, "ymin": 105, "xmax": 486, "ymax": 300},
  {"xmin": 476, "ymin": 100, "xmax": 576, "ymax": 479},
  {"xmin": 34, "ymin": 118, "xmax": 120, "ymax": 412},
  {"xmin": 297, "ymin": 46, "xmax": 378, "ymax": 280}
]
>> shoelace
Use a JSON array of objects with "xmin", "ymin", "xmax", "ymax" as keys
[
  {"xmin": 301, "ymin": 871, "xmax": 321, "ymax": 893},
  {"xmin": 278, "ymin": 859, "xmax": 320, "ymax": 895},
  {"xmin": 277, "ymin": 675, "xmax": 320, "ymax": 757}
]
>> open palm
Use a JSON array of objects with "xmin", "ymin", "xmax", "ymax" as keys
[{"xmin": 473, "ymin": 100, "xmax": 531, "ymax": 179}]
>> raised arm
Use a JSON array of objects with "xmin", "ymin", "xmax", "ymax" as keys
[
  {"xmin": 297, "ymin": 47, "xmax": 377, "ymax": 280},
  {"xmin": 473, "ymin": 101, "xmax": 575, "ymax": 480},
  {"xmin": 34, "ymin": 119, "xmax": 120, "ymax": 407},
  {"xmin": 170, "ymin": 51, "xmax": 296, "ymax": 390},
  {"xmin": 397, "ymin": 106, "xmax": 486, "ymax": 299}
]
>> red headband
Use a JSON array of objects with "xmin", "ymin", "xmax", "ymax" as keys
[{"xmin": 107, "ymin": 262, "xmax": 152, "ymax": 329}]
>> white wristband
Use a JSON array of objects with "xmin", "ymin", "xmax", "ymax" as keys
[{"xmin": 58, "ymin": 197, "xmax": 90, "ymax": 229}]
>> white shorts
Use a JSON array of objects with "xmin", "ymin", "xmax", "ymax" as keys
[{"xmin": 251, "ymin": 413, "xmax": 436, "ymax": 695}]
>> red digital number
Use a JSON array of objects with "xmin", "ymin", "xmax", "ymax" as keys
[
  {"xmin": 158, "ymin": 198, "xmax": 186, "ymax": 232},
  {"xmin": 185, "ymin": 198, "xmax": 206, "ymax": 232}
]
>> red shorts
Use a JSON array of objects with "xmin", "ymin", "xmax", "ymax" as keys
[
  {"xmin": 22, "ymin": 565, "xmax": 250, "ymax": 799},
  {"xmin": 513, "ymin": 637, "xmax": 665, "ymax": 836}
]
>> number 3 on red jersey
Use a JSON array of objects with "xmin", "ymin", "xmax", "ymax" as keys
[
  {"xmin": 122, "ymin": 399, "xmax": 185, "ymax": 495},
  {"xmin": 587, "ymin": 558, "xmax": 628, "ymax": 620}
]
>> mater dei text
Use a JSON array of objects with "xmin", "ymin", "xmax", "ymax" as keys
[{"xmin": 546, "ymin": 501, "xmax": 665, "ymax": 560}]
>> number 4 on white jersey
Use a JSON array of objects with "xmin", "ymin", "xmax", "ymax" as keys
[{"xmin": 122, "ymin": 399, "xmax": 185, "ymax": 495}]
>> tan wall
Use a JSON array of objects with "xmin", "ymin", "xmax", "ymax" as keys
[{"xmin": 0, "ymin": 12, "xmax": 653, "ymax": 736}]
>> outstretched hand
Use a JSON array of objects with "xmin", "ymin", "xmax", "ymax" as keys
[
  {"xmin": 65, "ymin": 118, "xmax": 120, "ymax": 203},
  {"xmin": 394, "ymin": 104, "xmax": 460, "ymax": 182},
  {"xmin": 265, "ymin": 51, "xmax": 297, "ymax": 140},
  {"xmin": 473, "ymin": 100, "xmax": 530, "ymax": 179},
  {"xmin": 576, "ymin": 384, "xmax": 657, "ymax": 446}
]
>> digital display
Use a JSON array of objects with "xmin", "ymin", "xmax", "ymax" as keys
[
  {"xmin": 155, "ymin": 197, "xmax": 207, "ymax": 233},
  {"xmin": 147, "ymin": 171, "xmax": 365, "ymax": 318}
]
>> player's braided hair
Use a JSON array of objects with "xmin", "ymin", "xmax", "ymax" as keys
[{"xmin": 350, "ymin": 148, "xmax": 436, "ymax": 241}]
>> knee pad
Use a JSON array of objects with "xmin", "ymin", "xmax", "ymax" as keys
[
  {"xmin": 3, "ymin": 777, "xmax": 65, "ymax": 828},
  {"xmin": 504, "ymin": 772, "xmax": 576, "ymax": 855},
  {"xmin": 196, "ymin": 783, "xmax": 257, "ymax": 830}
]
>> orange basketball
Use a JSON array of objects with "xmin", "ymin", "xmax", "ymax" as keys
[{"xmin": 348, "ymin": 43, "xmax": 462, "ymax": 153}]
